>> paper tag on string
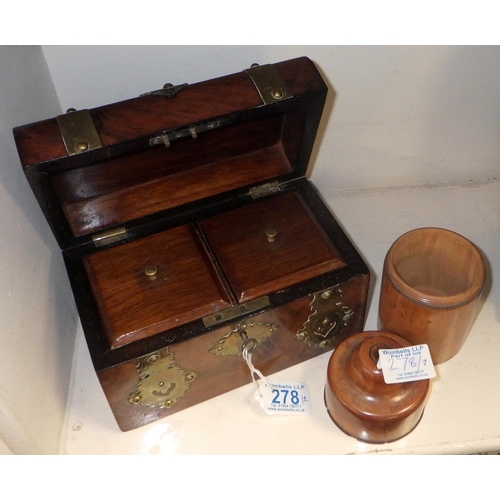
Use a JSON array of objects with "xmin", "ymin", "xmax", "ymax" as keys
[
  {"xmin": 377, "ymin": 344, "xmax": 436, "ymax": 384},
  {"xmin": 242, "ymin": 341, "xmax": 310, "ymax": 416},
  {"xmin": 255, "ymin": 382, "xmax": 311, "ymax": 415}
]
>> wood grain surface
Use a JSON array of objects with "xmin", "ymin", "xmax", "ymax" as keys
[
  {"xmin": 199, "ymin": 191, "xmax": 346, "ymax": 302},
  {"xmin": 84, "ymin": 224, "xmax": 231, "ymax": 348}
]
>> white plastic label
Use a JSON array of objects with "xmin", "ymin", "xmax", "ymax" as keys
[
  {"xmin": 255, "ymin": 382, "xmax": 311, "ymax": 415},
  {"xmin": 377, "ymin": 344, "xmax": 436, "ymax": 384}
]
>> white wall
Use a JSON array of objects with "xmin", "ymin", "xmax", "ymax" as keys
[
  {"xmin": 42, "ymin": 45, "xmax": 500, "ymax": 191},
  {"xmin": 0, "ymin": 46, "xmax": 78, "ymax": 454}
]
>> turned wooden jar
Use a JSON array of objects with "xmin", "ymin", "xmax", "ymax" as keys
[
  {"xmin": 379, "ymin": 227, "xmax": 485, "ymax": 365},
  {"xmin": 325, "ymin": 331, "xmax": 430, "ymax": 444}
]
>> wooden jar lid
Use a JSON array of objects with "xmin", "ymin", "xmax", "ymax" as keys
[{"xmin": 325, "ymin": 331, "xmax": 430, "ymax": 444}]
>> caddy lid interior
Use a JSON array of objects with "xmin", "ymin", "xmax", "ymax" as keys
[{"xmin": 13, "ymin": 57, "xmax": 328, "ymax": 250}]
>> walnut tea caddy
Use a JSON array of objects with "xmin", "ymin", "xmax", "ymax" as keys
[{"xmin": 13, "ymin": 57, "xmax": 370, "ymax": 431}]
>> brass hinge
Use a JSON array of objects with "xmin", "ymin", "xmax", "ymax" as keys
[
  {"xmin": 56, "ymin": 109, "xmax": 102, "ymax": 155},
  {"xmin": 92, "ymin": 227, "xmax": 128, "ymax": 247},
  {"xmin": 245, "ymin": 64, "xmax": 292, "ymax": 105},
  {"xmin": 249, "ymin": 181, "xmax": 281, "ymax": 199}
]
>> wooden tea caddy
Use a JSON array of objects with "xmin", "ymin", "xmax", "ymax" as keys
[{"xmin": 13, "ymin": 57, "xmax": 370, "ymax": 431}]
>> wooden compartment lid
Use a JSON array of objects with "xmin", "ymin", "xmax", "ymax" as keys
[
  {"xmin": 84, "ymin": 224, "xmax": 232, "ymax": 349},
  {"xmin": 13, "ymin": 57, "xmax": 328, "ymax": 250},
  {"xmin": 199, "ymin": 191, "xmax": 346, "ymax": 303}
]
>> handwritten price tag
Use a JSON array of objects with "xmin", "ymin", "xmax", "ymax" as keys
[
  {"xmin": 255, "ymin": 382, "xmax": 311, "ymax": 415},
  {"xmin": 377, "ymin": 344, "xmax": 436, "ymax": 384}
]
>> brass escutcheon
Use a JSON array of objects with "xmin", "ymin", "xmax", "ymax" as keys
[
  {"xmin": 296, "ymin": 286, "xmax": 354, "ymax": 349},
  {"xmin": 209, "ymin": 320, "xmax": 278, "ymax": 356}
]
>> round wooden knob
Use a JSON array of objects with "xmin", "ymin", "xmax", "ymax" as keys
[
  {"xmin": 325, "ymin": 331, "xmax": 430, "ymax": 443},
  {"xmin": 265, "ymin": 228, "xmax": 277, "ymax": 243},
  {"xmin": 144, "ymin": 265, "xmax": 158, "ymax": 280}
]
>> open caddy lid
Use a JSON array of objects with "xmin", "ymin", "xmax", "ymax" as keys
[{"xmin": 13, "ymin": 57, "xmax": 328, "ymax": 251}]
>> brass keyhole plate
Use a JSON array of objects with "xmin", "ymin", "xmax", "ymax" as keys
[
  {"xmin": 296, "ymin": 287, "xmax": 354, "ymax": 348},
  {"xmin": 209, "ymin": 320, "xmax": 278, "ymax": 356}
]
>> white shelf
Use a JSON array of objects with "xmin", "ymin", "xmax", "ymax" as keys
[{"xmin": 61, "ymin": 180, "xmax": 500, "ymax": 455}]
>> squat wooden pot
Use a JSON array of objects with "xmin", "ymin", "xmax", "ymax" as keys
[{"xmin": 325, "ymin": 331, "xmax": 430, "ymax": 444}]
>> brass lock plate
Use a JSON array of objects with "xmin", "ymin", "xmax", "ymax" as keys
[
  {"xmin": 296, "ymin": 287, "xmax": 354, "ymax": 348},
  {"xmin": 128, "ymin": 348, "xmax": 197, "ymax": 409},
  {"xmin": 209, "ymin": 319, "xmax": 278, "ymax": 356}
]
